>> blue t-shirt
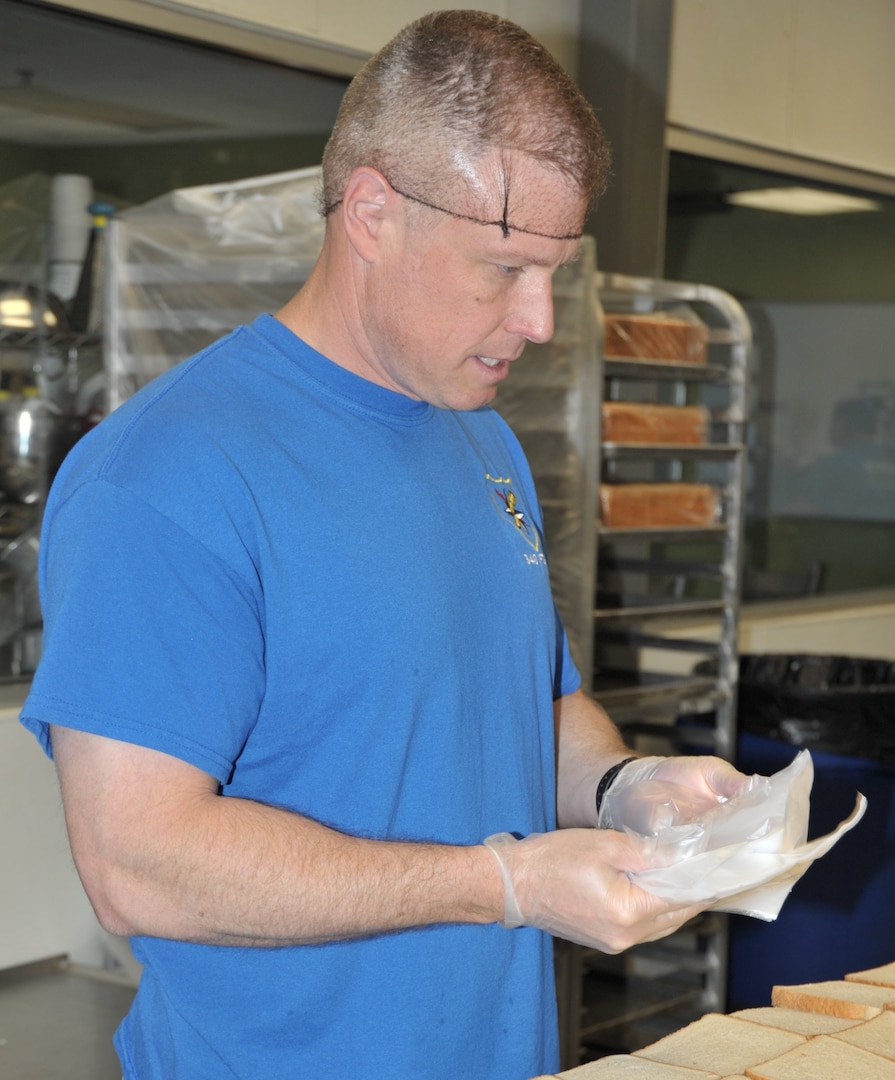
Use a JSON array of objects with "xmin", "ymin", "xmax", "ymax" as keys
[{"xmin": 21, "ymin": 314, "xmax": 580, "ymax": 1079}]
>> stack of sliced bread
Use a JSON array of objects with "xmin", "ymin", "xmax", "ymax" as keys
[{"xmin": 531, "ymin": 960, "xmax": 895, "ymax": 1080}]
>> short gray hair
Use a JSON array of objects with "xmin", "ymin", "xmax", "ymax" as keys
[{"xmin": 321, "ymin": 10, "xmax": 610, "ymax": 217}]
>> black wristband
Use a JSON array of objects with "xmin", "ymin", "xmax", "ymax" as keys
[{"xmin": 595, "ymin": 756, "xmax": 638, "ymax": 819}]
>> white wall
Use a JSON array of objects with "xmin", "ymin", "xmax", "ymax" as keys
[
  {"xmin": 641, "ymin": 593, "xmax": 895, "ymax": 681},
  {"xmin": 739, "ymin": 594, "xmax": 895, "ymax": 660},
  {"xmin": 0, "ymin": 687, "xmax": 106, "ymax": 971}
]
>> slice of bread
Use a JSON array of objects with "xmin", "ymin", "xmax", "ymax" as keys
[
  {"xmin": 632, "ymin": 1014, "xmax": 804, "ymax": 1075},
  {"xmin": 771, "ymin": 979, "xmax": 895, "ymax": 1019},
  {"xmin": 832, "ymin": 1010, "xmax": 895, "ymax": 1062},
  {"xmin": 845, "ymin": 960, "xmax": 895, "ymax": 989},
  {"xmin": 744, "ymin": 1034, "xmax": 895, "ymax": 1079},
  {"xmin": 730, "ymin": 1006, "xmax": 860, "ymax": 1036},
  {"xmin": 557, "ymin": 1056, "xmax": 718, "ymax": 1078}
]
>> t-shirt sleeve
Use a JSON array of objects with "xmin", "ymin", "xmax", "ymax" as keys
[
  {"xmin": 20, "ymin": 478, "xmax": 265, "ymax": 782},
  {"xmin": 554, "ymin": 604, "xmax": 582, "ymax": 700}
]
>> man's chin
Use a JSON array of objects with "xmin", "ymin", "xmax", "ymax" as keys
[{"xmin": 437, "ymin": 385, "xmax": 500, "ymax": 412}]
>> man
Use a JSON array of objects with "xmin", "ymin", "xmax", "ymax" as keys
[{"xmin": 21, "ymin": 11, "xmax": 744, "ymax": 1079}]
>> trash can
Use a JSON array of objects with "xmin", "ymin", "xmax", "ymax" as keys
[{"xmin": 726, "ymin": 654, "xmax": 895, "ymax": 1010}]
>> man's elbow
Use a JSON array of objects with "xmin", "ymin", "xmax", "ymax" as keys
[{"xmin": 69, "ymin": 846, "xmax": 147, "ymax": 938}]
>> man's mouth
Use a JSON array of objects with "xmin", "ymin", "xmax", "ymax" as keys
[{"xmin": 477, "ymin": 356, "xmax": 505, "ymax": 369}]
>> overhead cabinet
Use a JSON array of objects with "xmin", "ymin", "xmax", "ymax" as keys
[
  {"xmin": 47, "ymin": 0, "xmax": 582, "ymax": 80},
  {"xmin": 669, "ymin": 0, "xmax": 895, "ymax": 182}
]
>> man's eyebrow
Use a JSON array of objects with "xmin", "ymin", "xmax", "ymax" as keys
[{"xmin": 495, "ymin": 247, "xmax": 582, "ymax": 269}]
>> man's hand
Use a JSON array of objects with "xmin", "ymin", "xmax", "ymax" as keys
[
  {"xmin": 597, "ymin": 755, "xmax": 749, "ymax": 832},
  {"xmin": 484, "ymin": 828, "xmax": 703, "ymax": 953},
  {"xmin": 646, "ymin": 755, "xmax": 748, "ymax": 802}
]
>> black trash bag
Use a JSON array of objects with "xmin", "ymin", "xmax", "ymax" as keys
[{"xmin": 736, "ymin": 654, "xmax": 895, "ymax": 764}]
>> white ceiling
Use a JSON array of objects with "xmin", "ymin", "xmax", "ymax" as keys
[{"xmin": 0, "ymin": 0, "xmax": 348, "ymax": 147}]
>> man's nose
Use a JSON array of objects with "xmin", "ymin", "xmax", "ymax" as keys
[{"xmin": 507, "ymin": 277, "xmax": 555, "ymax": 344}]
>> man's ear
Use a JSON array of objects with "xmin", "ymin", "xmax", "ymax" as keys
[{"xmin": 340, "ymin": 167, "xmax": 397, "ymax": 263}]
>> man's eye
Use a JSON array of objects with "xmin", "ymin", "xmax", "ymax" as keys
[{"xmin": 497, "ymin": 264, "xmax": 523, "ymax": 276}]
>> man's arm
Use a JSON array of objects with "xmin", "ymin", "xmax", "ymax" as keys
[
  {"xmin": 554, "ymin": 686, "xmax": 635, "ymax": 828},
  {"xmin": 51, "ymin": 725, "xmax": 505, "ymax": 945},
  {"xmin": 52, "ymin": 698, "xmax": 747, "ymax": 954}
]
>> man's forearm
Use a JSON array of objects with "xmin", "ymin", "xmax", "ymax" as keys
[
  {"xmin": 554, "ymin": 688, "xmax": 637, "ymax": 828},
  {"xmin": 52, "ymin": 725, "xmax": 505, "ymax": 945},
  {"xmin": 127, "ymin": 799, "xmax": 503, "ymax": 945}
]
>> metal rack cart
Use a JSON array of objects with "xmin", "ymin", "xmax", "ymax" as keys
[
  {"xmin": 573, "ymin": 272, "xmax": 751, "ymax": 1067},
  {"xmin": 0, "ymin": 277, "xmax": 100, "ymax": 678},
  {"xmin": 498, "ymin": 267, "xmax": 752, "ymax": 1069}
]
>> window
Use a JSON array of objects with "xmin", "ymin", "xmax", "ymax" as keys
[{"xmin": 665, "ymin": 152, "xmax": 895, "ymax": 600}]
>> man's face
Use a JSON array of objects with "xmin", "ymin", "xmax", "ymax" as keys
[{"xmin": 357, "ymin": 152, "xmax": 587, "ymax": 411}]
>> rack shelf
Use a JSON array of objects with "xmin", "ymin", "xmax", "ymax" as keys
[
  {"xmin": 601, "ymin": 443, "xmax": 745, "ymax": 462},
  {"xmin": 603, "ymin": 358, "xmax": 732, "ymax": 382},
  {"xmin": 0, "ymin": 328, "xmax": 99, "ymax": 351}
]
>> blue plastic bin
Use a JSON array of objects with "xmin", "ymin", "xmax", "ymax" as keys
[{"xmin": 727, "ymin": 732, "xmax": 895, "ymax": 1009}]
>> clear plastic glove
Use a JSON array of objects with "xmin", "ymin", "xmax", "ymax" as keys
[
  {"xmin": 597, "ymin": 755, "xmax": 749, "ymax": 836},
  {"xmin": 483, "ymin": 828, "xmax": 703, "ymax": 953}
]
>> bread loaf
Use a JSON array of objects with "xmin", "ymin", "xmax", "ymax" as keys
[
  {"xmin": 730, "ymin": 1006, "xmax": 859, "ymax": 1036},
  {"xmin": 771, "ymin": 979, "xmax": 895, "ymax": 1019},
  {"xmin": 743, "ymin": 1034, "xmax": 895, "ymax": 1079},
  {"xmin": 557, "ymin": 1056, "xmax": 718, "ymax": 1078},
  {"xmin": 831, "ymin": 1010, "xmax": 895, "ymax": 1061},
  {"xmin": 632, "ymin": 1014, "xmax": 805, "ymax": 1076},
  {"xmin": 599, "ymin": 483, "xmax": 718, "ymax": 528},
  {"xmin": 845, "ymin": 961, "xmax": 895, "ymax": 988},
  {"xmin": 601, "ymin": 403, "xmax": 709, "ymax": 446},
  {"xmin": 541, "ymin": 959, "xmax": 895, "ymax": 1080},
  {"xmin": 603, "ymin": 313, "xmax": 708, "ymax": 365}
]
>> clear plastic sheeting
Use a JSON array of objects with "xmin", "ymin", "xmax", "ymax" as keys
[
  {"xmin": 104, "ymin": 166, "xmax": 325, "ymax": 410},
  {"xmin": 493, "ymin": 236, "xmax": 600, "ymax": 678},
  {"xmin": 0, "ymin": 173, "xmax": 51, "ymax": 287},
  {"xmin": 103, "ymin": 170, "xmax": 601, "ymax": 676}
]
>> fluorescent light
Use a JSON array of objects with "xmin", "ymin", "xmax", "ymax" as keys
[
  {"xmin": 0, "ymin": 295, "xmax": 58, "ymax": 329},
  {"xmin": 725, "ymin": 187, "xmax": 881, "ymax": 215}
]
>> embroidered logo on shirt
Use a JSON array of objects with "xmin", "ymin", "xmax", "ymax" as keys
[{"xmin": 486, "ymin": 472, "xmax": 541, "ymax": 553}]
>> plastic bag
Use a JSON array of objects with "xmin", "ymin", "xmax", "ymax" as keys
[{"xmin": 616, "ymin": 751, "xmax": 867, "ymax": 920}]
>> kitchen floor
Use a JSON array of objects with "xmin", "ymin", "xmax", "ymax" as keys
[{"xmin": 0, "ymin": 957, "xmax": 135, "ymax": 1079}]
